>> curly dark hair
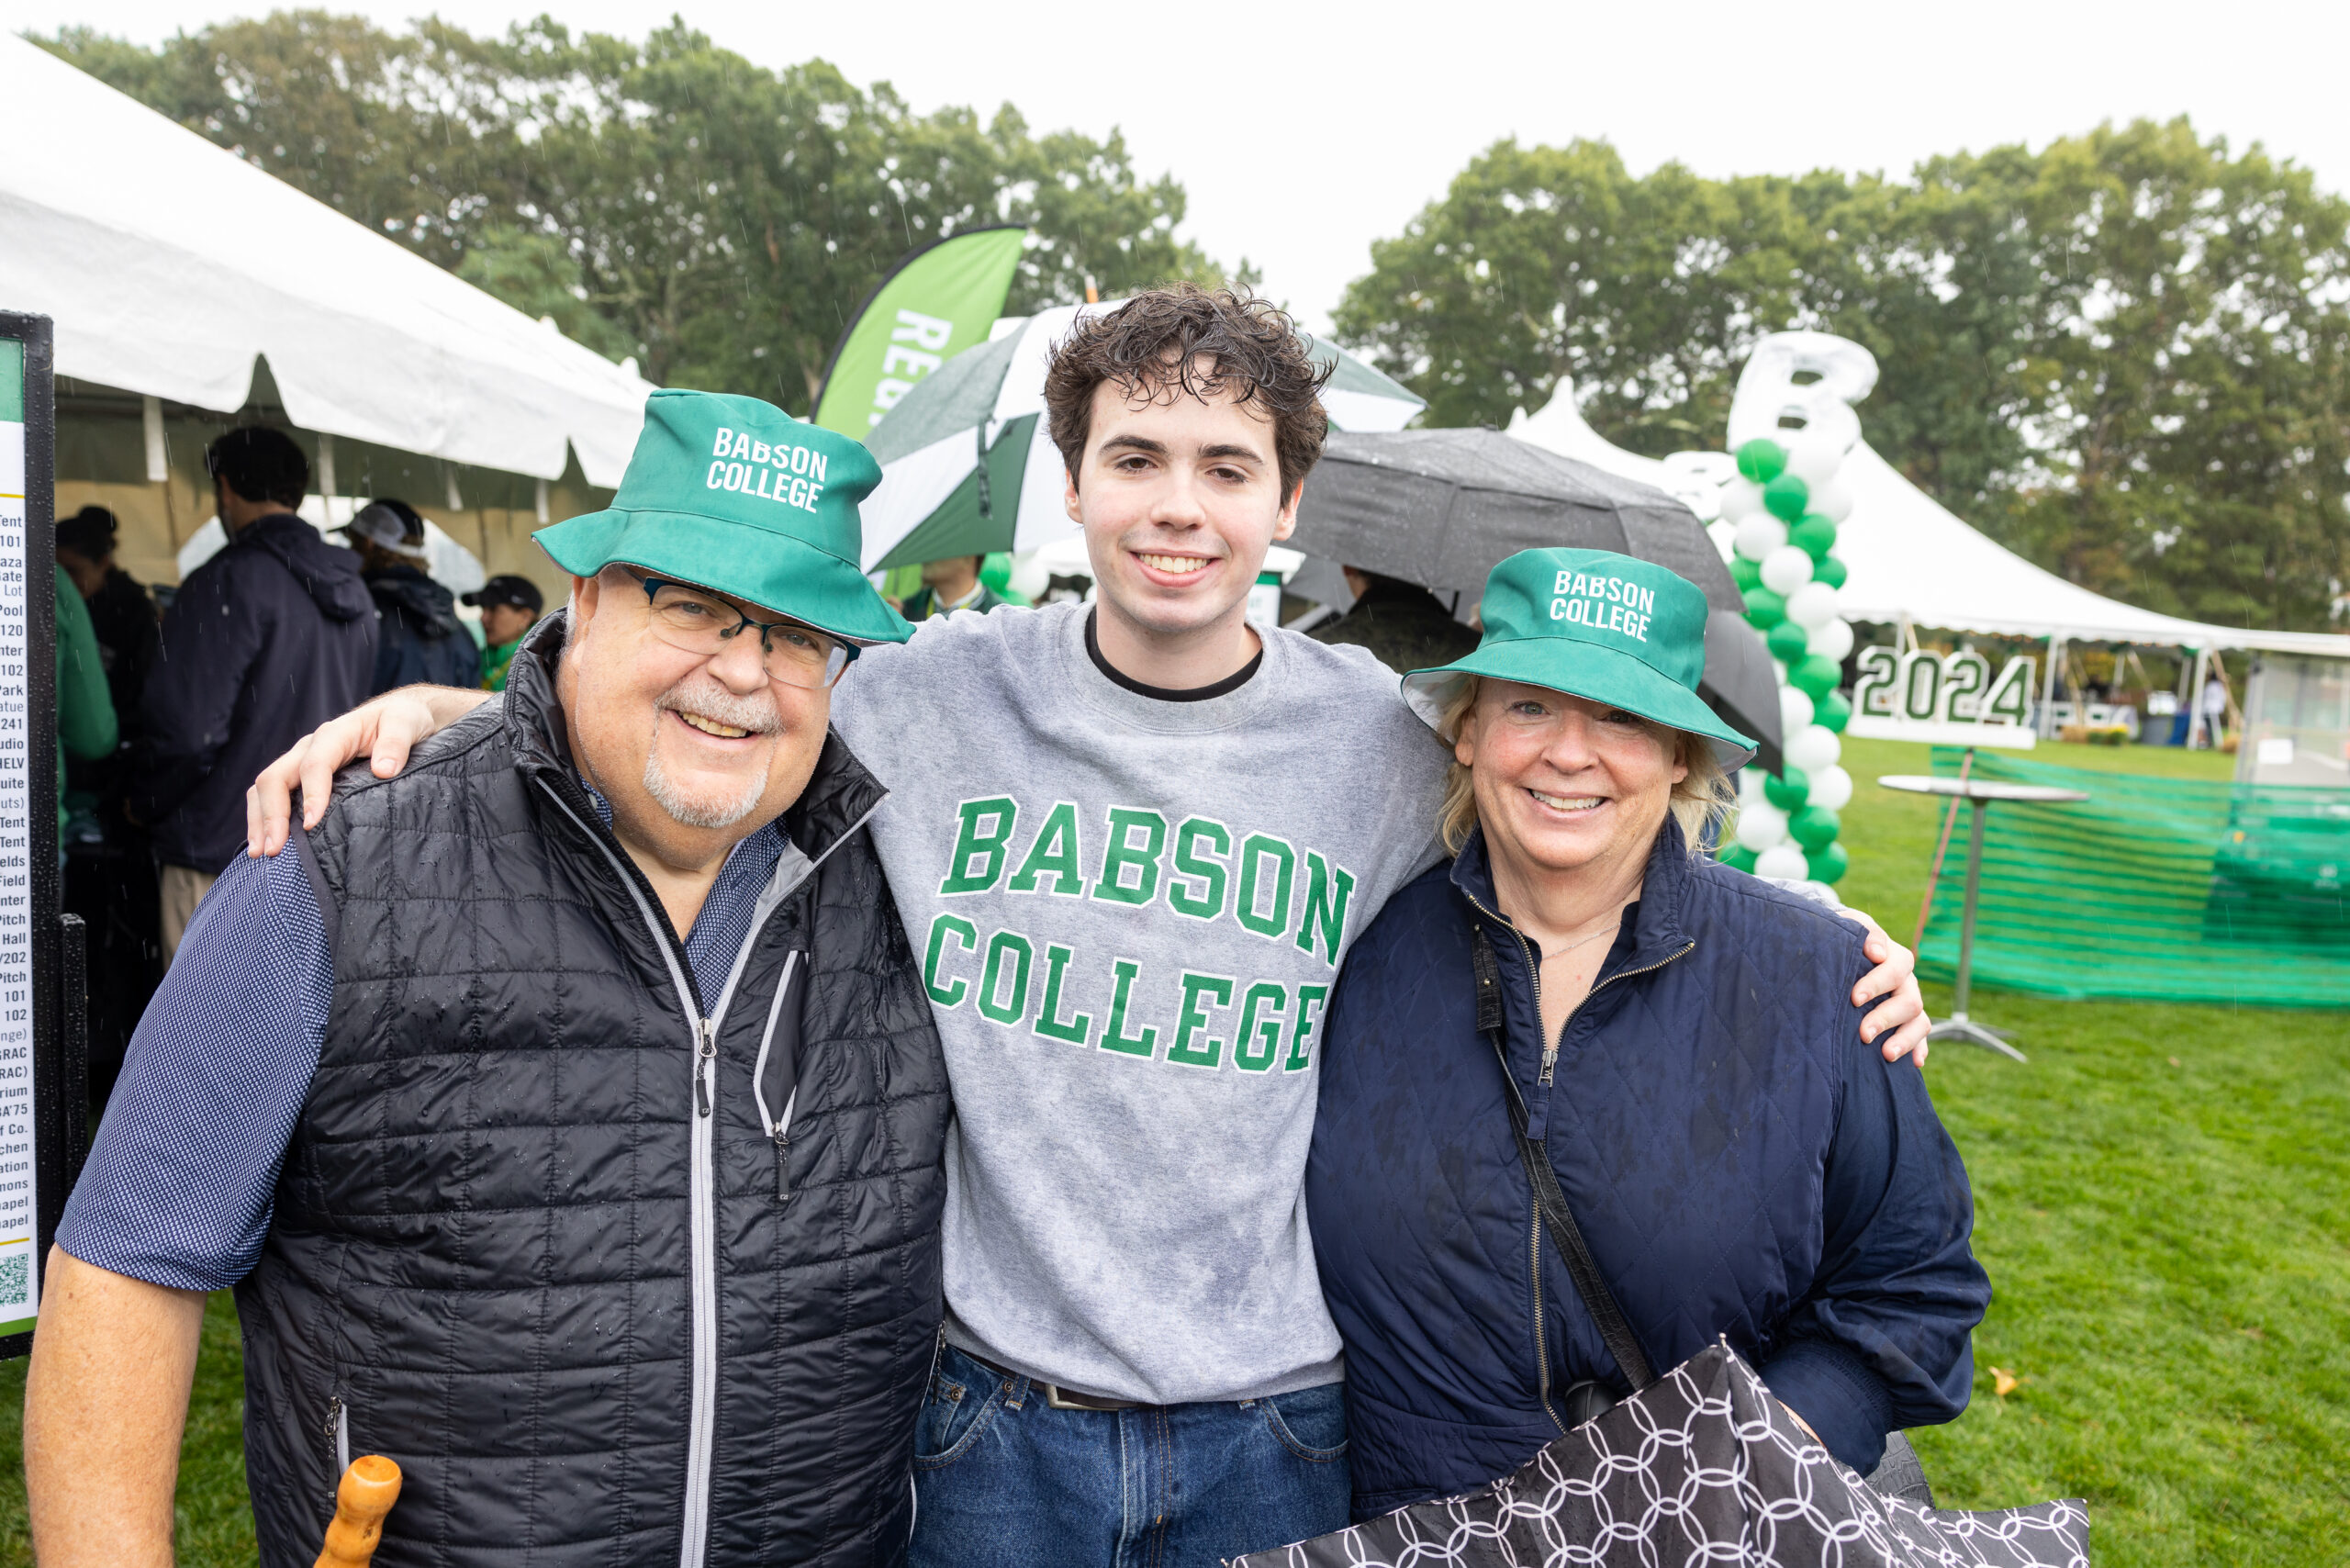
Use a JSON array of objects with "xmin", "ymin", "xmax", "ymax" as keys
[{"xmin": 1042, "ymin": 284, "xmax": 1334, "ymax": 503}]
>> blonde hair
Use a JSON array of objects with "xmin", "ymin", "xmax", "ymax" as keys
[{"xmin": 1433, "ymin": 675, "xmax": 1737, "ymax": 856}]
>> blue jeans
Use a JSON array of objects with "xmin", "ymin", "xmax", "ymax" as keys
[{"xmin": 909, "ymin": 1344, "xmax": 1350, "ymax": 1568}]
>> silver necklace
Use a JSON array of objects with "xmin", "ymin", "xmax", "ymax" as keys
[{"xmin": 1550, "ymin": 919, "xmax": 1622, "ymax": 956}]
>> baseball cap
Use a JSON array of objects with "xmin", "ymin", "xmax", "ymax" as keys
[
  {"xmin": 532, "ymin": 389, "xmax": 908, "ymax": 646},
  {"xmin": 462, "ymin": 575, "xmax": 545, "ymax": 614},
  {"xmin": 341, "ymin": 499, "xmax": 430, "ymax": 561},
  {"xmin": 1401, "ymin": 547, "xmax": 1757, "ymax": 769}
]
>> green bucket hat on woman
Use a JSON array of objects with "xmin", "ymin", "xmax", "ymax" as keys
[
  {"xmin": 1401, "ymin": 547, "xmax": 1756, "ymax": 769},
  {"xmin": 534, "ymin": 388, "xmax": 910, "ymax": 646}
]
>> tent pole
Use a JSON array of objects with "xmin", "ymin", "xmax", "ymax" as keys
[
  {"xmin": 2187, "ymin": 645, "xmax": 2211, "ymax": 749},
  {"xmin": 2038, "ymin": 634, "xmax": 2063, "ymax": 738}
]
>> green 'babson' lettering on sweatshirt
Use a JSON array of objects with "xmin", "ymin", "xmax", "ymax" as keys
[{"xmin": 831, "ymin": 601, "xmax": 1448, "ymax": 1407}]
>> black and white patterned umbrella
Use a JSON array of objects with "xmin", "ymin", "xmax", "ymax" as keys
[{"xmin": 1229, "ymin": 1342, "xmax": 2087, "ymax": 1568}]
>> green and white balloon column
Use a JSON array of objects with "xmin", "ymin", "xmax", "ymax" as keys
[{"xmin": 1708, "ymin": 333, "xmax": 1878, "ymax": 885}]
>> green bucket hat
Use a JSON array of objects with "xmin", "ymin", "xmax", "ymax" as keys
[
  {"xmin": 534, "ymin": 388, "xmax": 910, "ymax": 646},
  {"xmin": 1402, "ymin": 547, "xmax": 1756, "ymax": 768}
]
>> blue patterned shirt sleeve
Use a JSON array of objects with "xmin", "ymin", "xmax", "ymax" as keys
[{"xmin": 59, "ymin": 845, "xmax": 333, "ymax": 1291}]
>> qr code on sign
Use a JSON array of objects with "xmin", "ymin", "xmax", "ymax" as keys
[{"xmin": 0, "ymin": 1254, "xmax": 28, "ymax": 1307}]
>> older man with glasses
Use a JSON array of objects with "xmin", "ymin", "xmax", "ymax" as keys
[{"xmin": 24, "ymin": 390, "xmax": 951, "ymax": 1568}]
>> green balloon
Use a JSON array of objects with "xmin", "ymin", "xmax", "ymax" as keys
[
  {"xmin": 1729, "ymin": 554, "xmax": 1762, "ymax": 591},
  {"xmin": 1762, "ymin": 472, "xmax": 1811, "ymax": 522},
  {"xmin": 1735, "ymin": 439, "xmax": 1788, "ymax": 485},
  {"xmin": 1742, "ymin": 585, "xmax": 1786, "ymax": 630},
  {"xmin": 1790, "ymin": 654, "xmax": 1842, "ymax": 700},
  {"xmin": 1816, "ymin": 689, "xmax": 1852, "ymax": 734},
  {"xmin": 1765, "ymin": 620, "xmax": 1811, "ymax": 662},
  {"xmin": 1811, "ymin": 554, "xmax": 1849, "ymax": 590},
  {"xmin": 1764, "ymin": 766, "xmax": 1810, "ymax": 811},
  {"xmin": 1808, "ymin": 840, "xmax": 1850, "ymax": 884},
  {"xmin": 1790, "ymin": 804, "xmax": 1841, "ymax": 852},
  {"xmin": 1789, "ymin": 514, "xmax": 1839, "ymax": 559},
  {"xmin": 1718, "ymin": 843, "xmax": 1760, "ymax": 873}
]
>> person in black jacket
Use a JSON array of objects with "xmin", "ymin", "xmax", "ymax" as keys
[
  {"xmin": 1306, "ymin": 565, "xmax": 1477, "ymax": 674},
  {"xmin": 341, "ymin": 498, "xmax": 481, "ymax": 695},
  {"xmin": 1305, "ymin": 547, "xmax": 1988, "ymax": 1523},
  {"xmin": 129, "ymin": 428, "xmax": 375, "ymax": 960},
  {"xmin": 55, "ymin": 505, "xmax": 162, "ymax": 747}
]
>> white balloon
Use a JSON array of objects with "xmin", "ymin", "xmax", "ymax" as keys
[
  {"xmin": 1807, "ymin": 472, "xmax": 1855, "ymax": 523},
  {"xmin": 1760, "ymin": 545, "xmax": 1815, "ymax": 597},
  {"xmin": 1807, "ymin": 763, "xmax": 1853, "ymax": 811},
  {"xmin": 1785, "ymin": 722, "xmax": 1842, "ymax": 773},
  {"xmin": 1780, "ymin": 685, "xmax": 1815, "ymax": 734},
  {"xmin": 1735, "ymin": 803, "xmax": 1788, "ymax": 852},
  {"xmin": 1739, "ymin": 766, "xmax": 1770, "ymax": 806},
  {"xmin": 1754, "ymin": 844, "xmax": 1811, "ymax": 881},
  {"xmin": 1807, "ymin": 615, "xmax": 1854, "ymax": 663},
  {"xmin": 1785, "ymin": 580, "xmax": 1841, "ymax": 629},
  {"xmin": 1707, "ymin": 518, "xmax": 1740, "ymax": 564},
  {"xmin": 1787, "ymin": 423, "xmax": 1846, "ymax": 485},
  {"xmin": 1733, "ymin": 514, "xmax": 1788, "ymax": 563},
  {"xmin": 1720, "ymin": 478, "xmax": 1765, "ymax": 522}
]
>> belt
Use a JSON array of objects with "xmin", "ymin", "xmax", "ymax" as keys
[{"xmin": 960, "ymin": 1348, "xmax": 1149, "ymax": 1413}]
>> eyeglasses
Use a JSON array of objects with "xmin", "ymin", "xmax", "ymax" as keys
[{"xmin": 622, "ymin": 570, "xmax": 850, "ymax": 689}]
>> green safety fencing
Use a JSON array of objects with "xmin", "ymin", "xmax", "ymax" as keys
[{"xmin": 1915, "ymin": 747, "xmax": 2349, "ymax": 1008}]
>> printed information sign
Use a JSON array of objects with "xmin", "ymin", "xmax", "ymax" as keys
[{"xmin": 0, "ymin": 335, "xmax": 33, "ymax": 1336}]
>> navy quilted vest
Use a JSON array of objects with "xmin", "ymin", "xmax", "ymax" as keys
[{"xmin": 235, "ymin": 620, "xmax": 949, "ymax": 1567}]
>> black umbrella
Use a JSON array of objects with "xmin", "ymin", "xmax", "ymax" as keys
[{"xmin": 1291, "ymin": 429, "xmax": 1782, "ymax": 774}]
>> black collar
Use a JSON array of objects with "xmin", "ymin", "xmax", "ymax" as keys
[{"xmin": 1082, "ymin": 608, "xmax": 1263, "ymax": 702}]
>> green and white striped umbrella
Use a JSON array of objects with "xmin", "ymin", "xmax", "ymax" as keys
[{"xmin": 856, "ymin": 301, "xmax": 1425, "ymax": 572}]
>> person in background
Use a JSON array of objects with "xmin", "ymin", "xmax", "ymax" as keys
[
  {"xmin": 54, "ymin": 559, "xmax": 118, "ymax": 838},
  {"xmin": 54, "ymin": 506, "xmax": 162, "ymax": 737},
  {"xmin": 2199, "ymin": 669, "xmax": 2230, "ymax": 748},
  {"xmin": 1308, "ymin": 564, "xmax": 1478, "ymax": 673},
  {"xmin": 461, "ymin": 573, "xmax": 545, "ymax": 691},
  {"xmin": 129, "ymin": 427, "xmax": 375, "ymax": 961},
  {"xmin": 342, "ymin": 498, "xmax": 478, "ymax": 695},
  {"xmin": 897, "ymin": 552, "xmax": 1005, "ymax": 621}
]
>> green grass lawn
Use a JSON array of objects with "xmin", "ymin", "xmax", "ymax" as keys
[{"xmin": 0, "ymin": 734, "xmax": 2339, "ymax": 1565}]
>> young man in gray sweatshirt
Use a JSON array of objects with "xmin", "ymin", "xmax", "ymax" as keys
[{"xmin": 247, "ymin": 286, "xmax": 1930, "ymax": 1568}]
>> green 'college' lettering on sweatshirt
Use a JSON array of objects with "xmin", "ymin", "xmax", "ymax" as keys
[
  {"xmin": 921, "ymin": 908, "xmax": 1342, "ymax": 1076},
  {"xmin": 935, "ymin": 794, "xmax": 1355, "ymax": 960}
]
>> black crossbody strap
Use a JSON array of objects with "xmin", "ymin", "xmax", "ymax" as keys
[{"xmin": 1472, "ymin": 924, "xmax": 1656, "ymax": 1392}]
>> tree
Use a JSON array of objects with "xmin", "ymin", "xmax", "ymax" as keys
[
  {"xmin": 39, "ymin": 13, "xmax": 1235, "ymax": 407},
  {"xmin": 1334, "ymin": 124, "xmax": 2350, "ymax": 631}
]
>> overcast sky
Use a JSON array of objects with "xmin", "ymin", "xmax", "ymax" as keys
[{"xmin": 12, "ymin": 0, "xmax": 2349, "ymax": 332}]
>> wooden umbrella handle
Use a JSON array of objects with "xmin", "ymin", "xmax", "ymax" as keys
[{"xmin": 315, "ymin": 1454, "xmax": 403, "ymax": 1568}]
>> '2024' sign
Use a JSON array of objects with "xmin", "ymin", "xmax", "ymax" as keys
[{"xmin": 1853, "ymin": 647, "xmax": 2035, "ymax": 726}]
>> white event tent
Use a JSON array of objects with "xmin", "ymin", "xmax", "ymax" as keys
[
  {"xmin": 0, "ymin": 31, "xmax": 653, "ymax": 495},
  {"xmin": 1511, "ymin": 383, "xmax": 2350, "ymax": 660}
]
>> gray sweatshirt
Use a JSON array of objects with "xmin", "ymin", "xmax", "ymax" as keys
[{"xmin": 831, "ymin": 600, "xmax": 1448, "ymax": 1404}]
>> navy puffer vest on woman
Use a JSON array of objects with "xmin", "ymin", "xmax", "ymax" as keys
[{"xmin": 235, "ymin": 617, "xmax": 950, "ymax": 1567}]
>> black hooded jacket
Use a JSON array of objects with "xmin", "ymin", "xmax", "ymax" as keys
[
  {"xmin": 365, "ymin": 563, "xmax": 482, "ymax": 696},
  {"xmin": 133, "ymin": 512, "xmax": 375, "ymax": 871},
  {"xmin": 239, "ymin": 616, "xmax": 949, "ymax": 1567}
]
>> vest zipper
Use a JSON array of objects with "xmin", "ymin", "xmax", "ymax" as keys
[
  {"xmin": 535, "ymin": 777, "xmax": 881, "ymax": 1568},
  {"xmin": 536, "ymin": 782, "xmax": 725, "ymax": 1568},
  {"xmin": 324, "ymin": 1394, "xmax": 350, "ymax": 1473},
  {"xmin": 751, "ymin": 952, "xmax": 802, "ymax": 1204}
]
